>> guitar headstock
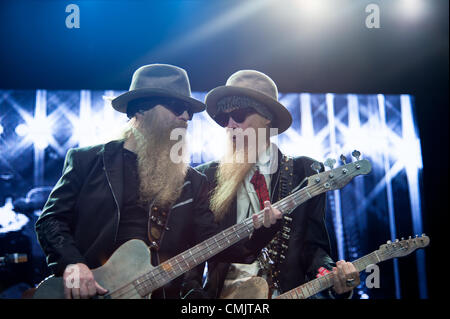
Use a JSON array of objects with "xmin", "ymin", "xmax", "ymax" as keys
[
  {"xmin": 378, "ymin": 234, "xmax": 430, "ymax": 261},
  {"xmin": 306, "ymin": 151, "xmax": 372, "ymax": 196}
]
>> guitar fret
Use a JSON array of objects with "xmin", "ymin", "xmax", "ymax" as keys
[
  {"xmin": 131, "ymin": 169, "xmax": 360, "ymax": 298},
  {"xmin": 188, "ymin": 250, "xmax": 197, "ymax": 263},
  {"xmin": 233, "ymin": 225, "xmax": 241, "ymax": 239},
  {"xmin": 293, "ymin": 288, "xmax": 302, "ymax": 299},
  {"xmin": 214, "ymin": 237, "xmax": 221, "ymax": 248},
  {"xmin": 306, "ymin": 282, "xmax": 313, "ymax": 297}
]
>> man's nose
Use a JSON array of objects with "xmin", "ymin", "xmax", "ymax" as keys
[
  {"xmin": 179, "ymin": 110, "xmax": 190, "ymax": 121},
  {"xmin": 226, "ymin": 116, "xmax": 238, "ymax": 128}
]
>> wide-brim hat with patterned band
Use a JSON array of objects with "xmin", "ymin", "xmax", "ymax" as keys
[
  {"xmin": 205, "ymin": 70, "xmax": 292, "ymax": 134},
  {"xmin": 110, "ymin": 64, "xmax": 205, "ymax": 116}
]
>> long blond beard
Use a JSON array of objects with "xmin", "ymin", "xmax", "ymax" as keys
[
  {"xmin": 209, "ymin": 129, "xmax": 262, "ymax": 221},
  {"xmin": 124, "ymin": 108, "xmax": 188, "ymax": 209}
]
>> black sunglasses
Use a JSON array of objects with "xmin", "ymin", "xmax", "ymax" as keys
[
  {"xmin": 161, "ymin": 99, "xmax": 193, "ymax": 120},
  {"xmin": 128, "ymin": 97, "xmax": 193, "ymax": 119},
  {"xmin": 214, "ymin": 108, "xmax": 257, "ymax": 127}
]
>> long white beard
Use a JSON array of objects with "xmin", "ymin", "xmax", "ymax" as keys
[
  {"xmin": 128, "ymin": 109, "xmax": 189, "ymax": 209},
  {"xmin": 209, "ymin": 130, "xmax": 259, "ymax": 221}
]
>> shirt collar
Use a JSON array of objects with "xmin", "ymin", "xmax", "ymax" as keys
[{"xmin": 256, "ymin": 143, "xmax": 278, "ymax": 174}]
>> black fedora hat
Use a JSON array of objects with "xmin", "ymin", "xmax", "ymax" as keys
[
  {"xmin": 110, "ymin": 64, "xmax": 205, "ymax": 115},
  {"xmin": 205, "ymin": 70, "xmax": 292, "ymax": 134}
]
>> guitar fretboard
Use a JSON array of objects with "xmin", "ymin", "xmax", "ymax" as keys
[
  {"xmin": 276, "ymin": 251, "xmax": 381, "ymax": 299},
  {"xmin": 131, "ymin": 181, "xmax": 326, "ymax": 297}
]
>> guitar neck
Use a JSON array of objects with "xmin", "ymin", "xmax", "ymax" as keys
[
  {"xmin": 133, "ymin": 185, "xmax": 318, "ymax": 297},
  {"xmin": 276, "ymin": 251, "xmax": 382, "ymax": 299}
]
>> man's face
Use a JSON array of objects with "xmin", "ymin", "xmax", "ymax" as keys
[{"xmin": 224, "ymin": 108, "xmax": 270, "ymax": 142}]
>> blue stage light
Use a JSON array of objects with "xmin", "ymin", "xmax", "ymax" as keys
[{"xmin": 0, "ymin": 89, "xmax": 427, "ymax": 299}]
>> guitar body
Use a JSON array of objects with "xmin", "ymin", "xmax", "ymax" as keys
[
  {"xmin": 221, "ymin": 276, "xmax": 269, "ymax": 299},
  {"xmin": 33, "ymin": 240, "xmax": 154, "ymax": 299}
]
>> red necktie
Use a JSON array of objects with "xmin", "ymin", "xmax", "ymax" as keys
[{"xmin": 250, "ymin": 168, "xmax": 270, "ymax": 210}]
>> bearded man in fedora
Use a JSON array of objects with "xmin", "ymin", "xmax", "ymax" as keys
[
  {"xmin": 196, "ymin": 70, "xmax": 360, "ymax": 299},
  {"xmin": 35, "ymin": 64, "xmax": 281, "ymax": 299}
]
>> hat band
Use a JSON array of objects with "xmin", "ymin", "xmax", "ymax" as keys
[{"xmin": 216, "ymin": 95, "xmax": 274, "ymax": 122}]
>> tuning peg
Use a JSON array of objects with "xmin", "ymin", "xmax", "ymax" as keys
[
  {"xmin": 408, "ymin": 236, "xmax": 412, "ymax": 239},
  {"xmin": 387, "ymin": 240, "xmax": 392, "ymax": 244},
  {"xmin": 310, "ymin": 161, "xmax": 322, "ymax": 174},
  {"xmin": 422, "ymin": 233, "xmax": 426, "ymax": 237},
  {"xmin": 340, "ymin": 154, "xmax": 347, "ymax": 165},
  {"xmin": 324, "ymin": 158, "xmax": 336, "ymax": 170},
  {"xmin": 351, "ymin": 150, "xmax": 361, "ymax": 160},
  {"xmin": 401, "ymin": 237, "xmax": 405, "ymax": 241},
  {"xmin": 395, "ymin": 239, "xmax": 399, "ymax": 242}
]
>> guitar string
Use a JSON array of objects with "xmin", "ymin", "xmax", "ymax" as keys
[
  {"xmin": 277, "ymin": 247, "xmax": 418, "ymax": 299},
  {"xmin": 106, "ymin": 171, "xmax": 357, "ymax": 298},
  {"xmin": 106, "ymin": 191, "xmax": 307, "ymax": 299},
  {"xmin": 107, "ymin": 180, "xmax": 329, "ymax": 299},
  {"xmin": 291, "ymin": 251, "xmax": 387, "ymax": 299},
  {"xmin": 106, "ymin": 178, "xmax": 343, "ymax": 299},
  {"xmin": 277, "ymin": 254, "xmax": 374, "ymax": 299},
  {"xmin": 108, "ymin": 214, "xmax": 260, "ymax": 298},
  {"xmin": 114, "ymin": 242, "xmax": 418, "ymax": 299},
  {"xmin": 111, "ymin": 171, "xmax": 373, "ymax": 299}
]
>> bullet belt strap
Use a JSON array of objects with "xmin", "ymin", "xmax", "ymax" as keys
[{"xmin": 258, "ymin": 155, "xmax": 294, "ymax": 292}]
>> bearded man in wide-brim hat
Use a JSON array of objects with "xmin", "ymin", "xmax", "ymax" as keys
[
  {"xmin": 35, "ymin": 64, "xmax": 281, "ymax": 299},
  {"xmin": 196, "ymin": 69, "xmax": 360, "ymax": 299}
]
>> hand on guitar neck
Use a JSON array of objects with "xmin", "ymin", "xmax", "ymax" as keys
[
  {"xmin": 63, "ymin": 263, "xmax": 108, "ymax": 299},
  {"xmin": 56, "ymin": 203, "xmax": 280, "ymax": 300},
  {"xmin": 252, "ymin": 201, "xmax": 282, "ymax": 229},
  {"xmin": 330, "ymin": 260, "xmax": 360, "ymax": 295}
]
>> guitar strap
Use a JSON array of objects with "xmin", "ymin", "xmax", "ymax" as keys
[{"xmin": 258, "ymin": 154, "xmax": 294, "ymax": 295}]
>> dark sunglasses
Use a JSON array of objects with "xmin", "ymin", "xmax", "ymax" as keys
[
  {"xmin": 214, "ymin": 108, "xmax": 257, "ymax": 127},
  {"xmin": 161, "ymin": 99, "xmax": 193, "ymax": 120},
  {"xmin": 128, "ymin": 97, "xmax": 193, "ymax": 119}
]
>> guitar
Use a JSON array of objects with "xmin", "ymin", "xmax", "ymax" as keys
[
  {"xmin": 33, "ymin": 157, "xmax": 371, "ymax": 298},
  {"xmin": 276, "ymin": 234, "xmax": 430, "ymax": 299}
]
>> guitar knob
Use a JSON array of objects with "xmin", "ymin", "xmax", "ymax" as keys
[
  {"xmin": 311, "ymin": 161, "xmax": 322, "ymax": 174},
  {"xmin": 324, "ymin": 158, "xmax": 336, "ymax": 170},
  {"xmin": 351, "ymin": 150, "xmax": 361, "ymax": 160}
]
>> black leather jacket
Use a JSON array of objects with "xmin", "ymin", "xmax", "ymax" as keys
[{"xmin": 35, "ymin": 140, "xmax": 276, "ymax": 298}]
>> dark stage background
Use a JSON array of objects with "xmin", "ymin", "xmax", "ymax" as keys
[{"xmin": 0, "ymin": 0, "xmax": 448, "ymax": 300}]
